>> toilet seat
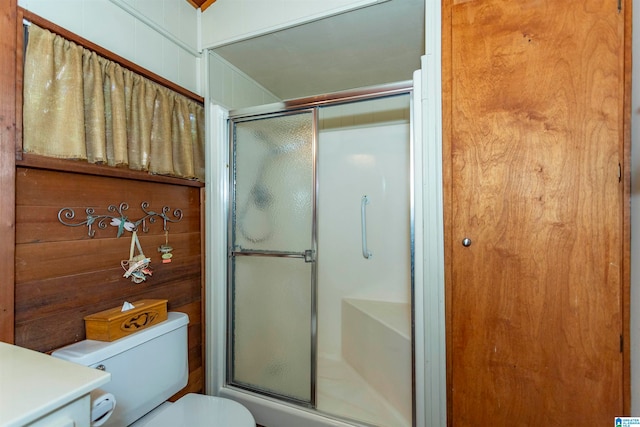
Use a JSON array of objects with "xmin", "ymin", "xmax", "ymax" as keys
[{"xmin": 135, "ymin": 394, "xmax": 255, "ymax": 427}]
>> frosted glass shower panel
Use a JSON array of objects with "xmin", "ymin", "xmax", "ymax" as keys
[
  {"xmin": 233, "ymin": 113, "xmax": 314, "ymax": 252},
  {"xmin": 232, "ymin": 256, "xmax": 312, "ymax": 402}
]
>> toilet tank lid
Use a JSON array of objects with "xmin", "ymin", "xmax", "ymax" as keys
[{"xmin": 52, "ymin": 312, "xmax": 189, "ymax": 366}]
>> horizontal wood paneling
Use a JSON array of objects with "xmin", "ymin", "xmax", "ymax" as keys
[
  {"xmin": 15, "ymin": 260, "xmax": 200, "ymax": 322},
  {"xmin": 15, "ymin": 166, "xmax": 204, "ymax": 396},
  {"xmin": 16, "ymin": 206, "xmax": 200, "ymax": 243},
  {"xmin": 14, "ymin": 280, "xmax": 201, "ymax": 353},
  {"xmin": 17, "ymin": 154, "xmax": 205, "ymax": 187},
  {"xmin": 16, "ymin": 167, "xmax": 200, "ymax": 210},
  {"xmin": 15, "ymin": 234, "xmax": 201, "ymax": 281},
  {"xmin": 16, "ymin": 263, "xmax": 200, "ymax": 325}
]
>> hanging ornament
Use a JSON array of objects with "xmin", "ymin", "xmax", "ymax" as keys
[
  {"xmin": 158, "ymin": 230, "xmax": 174, "ymax": 264},
  {"xmin": 110, "ymin": 217, "xmax": 135, "ymax": 238},
  {"xmin": 121, "ymin": 231, "xmax": 152, "ymax": 283}
]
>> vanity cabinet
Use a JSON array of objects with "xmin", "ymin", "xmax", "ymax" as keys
[
  {"xmin": 443, "ymin": 0, "xmax": 630, "ymax": 425},
  {"xmin": 0, "ymin": 342, "xmax": 110, "ymax": 427},
  {"xmin": 25, "ymin": 396, "xmax": 89, "ymax": 427}
]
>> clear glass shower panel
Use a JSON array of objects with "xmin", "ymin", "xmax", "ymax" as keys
[
  {"xmin": 232, "ymin": 256, "xmax": 312, "ymax": 402},
  {"xmin": 315, "ymin": 94, "xmax": 413, "ymax": 426},
  {"xmin": 233, "ymin": 113, "xmax": 313, "ymax": 252}
]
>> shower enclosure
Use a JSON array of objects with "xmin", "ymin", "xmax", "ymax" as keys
[{"xmin": 226, "ymin": 84, "xmax": 414, "ymax": 427}]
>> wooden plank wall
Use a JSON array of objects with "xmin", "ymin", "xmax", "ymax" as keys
[
  {"xmin": 0, "ymin": 0, "xmax": 16, "ymax": 343},
  {"xmin": 15, "ymin": 166, "xmax": 204, "ymax": 398}
]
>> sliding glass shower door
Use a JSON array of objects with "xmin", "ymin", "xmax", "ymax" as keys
[
  {"xmin": 228, "ymin": 110, "xmax": 316, "ymax": 405},
  {"xmin": 226, "ymin": 86, "xmax": 413, "ymax": 427}
]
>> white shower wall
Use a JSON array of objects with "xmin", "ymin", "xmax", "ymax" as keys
[
  {"xmin": 317, "ymin": 95, "xmax": 411, "ymax": 360},
  {"xmin": 208, "ymin": 52, "xmax": 281, "ymax": 110}
]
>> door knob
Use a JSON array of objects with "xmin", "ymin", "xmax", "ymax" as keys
[{"xmin": 462, "ymin": 238, "xmax": 472, "ymax": 247}]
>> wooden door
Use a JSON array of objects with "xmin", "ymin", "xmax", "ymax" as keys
[{"xmin": 445, "ymin": 0, "xmax": 628, "ymax": 425}]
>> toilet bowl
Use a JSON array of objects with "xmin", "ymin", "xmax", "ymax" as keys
[
  {"xmin": 132, "ymin": 394, "xmax": 255, "ymax": 427},
  {"xmin": 52, "ymin": 312, "xmax": 254, "ymax": 427}
]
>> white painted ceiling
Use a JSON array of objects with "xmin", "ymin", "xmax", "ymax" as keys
[{"xmin": 211, "ymin": 0, "xmax": 425, "ymax": 100}]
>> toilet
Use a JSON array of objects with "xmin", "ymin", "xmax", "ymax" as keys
[{"xmin": 52, "ymin": 312, "xmax": 255, "ymax": 427}]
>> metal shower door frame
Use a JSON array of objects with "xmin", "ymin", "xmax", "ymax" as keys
[
  {"xmin": 225, "ymin": 80, "xmax": 415, "ymax": 419},
  {"xmin": 226, "ymin": 107, "xmax": 319, "ymax": 407}
]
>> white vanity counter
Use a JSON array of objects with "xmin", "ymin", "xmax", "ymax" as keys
[{"xmin": 0, "ymin": 341, "xmax": 110, "ymax": 427}]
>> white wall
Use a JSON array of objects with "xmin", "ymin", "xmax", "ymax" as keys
[
  {"xmin": 200, "ymin": 0, "xmax": 384, "ymax": 48},
  {"xmin": 630, "ymin": 4, "xmax": 640, "ymax": 416},
  {"xmin": 208, "ymin": 52, "xmax": 280, "ymax": 109},
  {"xmin": 19, "ymin": 0, "xmax": 202, "ymax": 95}
]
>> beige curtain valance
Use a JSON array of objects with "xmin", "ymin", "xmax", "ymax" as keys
[{"xmin": 23, "ymin": 24, "xmax": 205, "ymax": 181}]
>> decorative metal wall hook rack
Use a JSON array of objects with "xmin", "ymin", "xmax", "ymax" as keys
[{"xmin": 58, "ymin": 202, "xmax": 183, "ymax": 238}]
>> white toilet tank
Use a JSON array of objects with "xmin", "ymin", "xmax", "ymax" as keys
[{"xmin": 52, "ymin": 312, "xmax": 190, "ymax": 427}]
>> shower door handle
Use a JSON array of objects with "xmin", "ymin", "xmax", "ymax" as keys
[
  {"xmin": 361, "ymin": 195, "xmax": 372, "ymax": 259},
  {"xmin": 231, "ymin": 249, "xmax": 315, "ymax": 262}
]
